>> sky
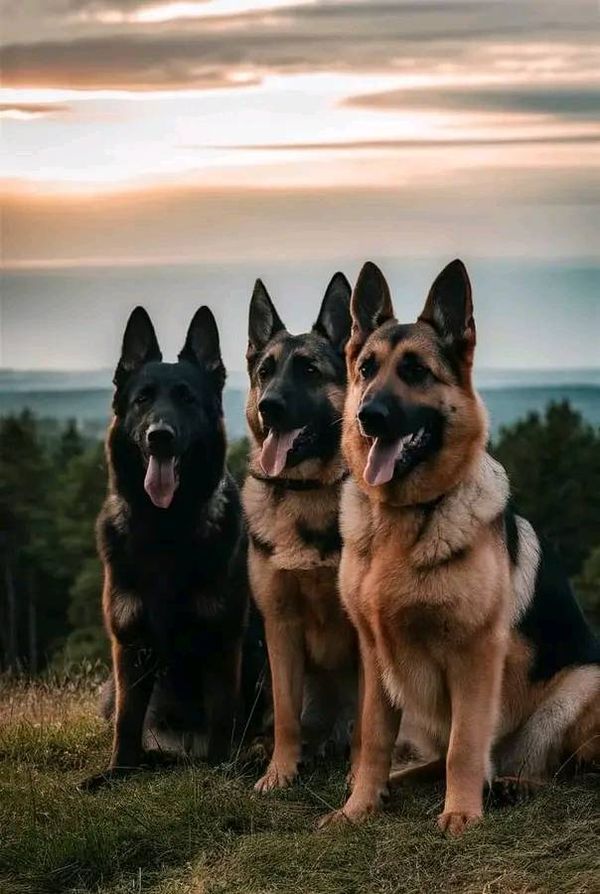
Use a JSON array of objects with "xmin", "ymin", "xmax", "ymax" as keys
[{"xmin": 0, "ymin": 0, "xmax": 599, "ymax": 370}]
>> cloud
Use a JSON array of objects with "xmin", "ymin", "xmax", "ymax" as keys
[
  {"xmin": 0, "ymin": 102, "xmax": 71, "ymax": 119},
  {"xmin": 345, "ymin": 86, "xmax": 600, "ymax": 120},
  {"xmin": 2, "ymin": 1, "xmax": 598, "ymax": 89},
  {"xmin": 0, "ymin": 36, "xmax": 260, "ymax": 89},
  {"xmin": 195, "ymin": 134, "xmax": 600, "ymax": 153}
]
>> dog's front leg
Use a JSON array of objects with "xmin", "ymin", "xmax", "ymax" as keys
[
  {"xmin": 110, "ymin": 640, "xmax": 156, "ymax": 770},
  {"xmin": 254, "ymin": 617, "xmax": 304, "ymax": 792},
  {"xmin": 439, "ymin": 632, "xmax": 504, "ymax": 837},
  {"xmin": 347, "ymin": 660, "xmax": 364, "ymax": 790},
  {"xmin": 320, "ymin": 628, "xmax": 400, "ymax": 825},
  {"xmin": 81, "ymin": 640, "xmax": 155, "ymax": 791}
]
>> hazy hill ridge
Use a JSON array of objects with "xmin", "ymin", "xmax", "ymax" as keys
[{"xmin": 1, "ymin": 368, "xmax": 599, "ymax": 440}]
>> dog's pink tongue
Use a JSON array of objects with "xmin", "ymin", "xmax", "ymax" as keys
[
  {"xmin": 260, "ymin": 429, "xmax": 303, "ymax": 477},
  {"xmin": 144, "ymin": 456, "xmax": 177, "ymax": 509},
  {"xmin": 364, "ymin": 438, "xmax": 401, "ymax": 487}
]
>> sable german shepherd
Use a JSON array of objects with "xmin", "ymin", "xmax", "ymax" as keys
[
  {"xmin": 243, "ymin": 274, "xmax": 358, "ymax": 792},
  {"xmin": 322, "ymin": 260, "xmax": 600, "ymax": 834},
  {"xmin": 83, "ymin": 306, "xmax": 247, "ymax": 789}
]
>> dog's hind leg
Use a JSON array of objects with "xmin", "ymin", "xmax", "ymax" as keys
[
  {"xmin": 205, "ymin": 639, "xmax": 243, "ymax": 764},
  {"xmin": 389, "ymin": 758, "xmax": 446, "ymax": 788},
  {"xmin": 561, "ymin": 673, "xmax": 600, "ymax": 774},
  {"xmin": 495, "ymin": 665, "xmax": 600, "ymax": 782},
  {"xmin": 487, "ymin": 775, "xmax": 544, "ymax": 806}
]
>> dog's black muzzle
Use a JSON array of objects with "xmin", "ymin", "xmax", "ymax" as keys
[
  {"xmin": 358, "ymin": 394, "xmax": 444, "ymax": 446},
  {"xmin": 258, "ymin": 394, "xmax": 288, "ymax": 430},
  {"xmin": 358, "ymin": 398, "xmax": 394, "ymax": 439},
  {"xmin": 145, "ymin": 422, "xmax": 177, "ymax": 458}
]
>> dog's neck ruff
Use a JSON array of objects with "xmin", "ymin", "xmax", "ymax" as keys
[
  {"xmin": 248, "ymin": 469, "xmax": 349, "ymax": 492},
  {"xmin": 410, "ymin": 453, "xmax": 509, "ymax": 569}
]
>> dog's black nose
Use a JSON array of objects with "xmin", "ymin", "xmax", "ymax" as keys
[
  {"xmin": 259, "ymin": 395, "xmax": 287, "ymax": 429},
  {"xmin": 358, "ymin": 401, "xmax": 391, "ymax": 438},
  {"xmin": 146, "ymin": 424, "xmax": 176, "ymax": 456}
]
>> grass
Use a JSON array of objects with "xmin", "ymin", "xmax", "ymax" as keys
[{"xmin": 1, "ymin": 674, "xmax": 599, "ymax": 894}]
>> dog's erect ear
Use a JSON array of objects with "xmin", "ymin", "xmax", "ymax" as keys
[
  {"xmin": 312, "ymin": 272, "xmax": 352, "ymax": 353},
  {"xmin": 349, "ymin": 261, "xmax": 394, "ymax": 350},
  {"xmin": 418, "ymin": 259, "xmax": 476, "ymax": 366},
  {"xmin": 247, "ymin": 279, "xmax": 285, "ymax": 365},
  {"xmin": 179, "ymin": 306, "xmax": 226, "ymax": 388},
  {"xmin": 114, "ymin": 306, "xmax": 162, "ymax": 388}
]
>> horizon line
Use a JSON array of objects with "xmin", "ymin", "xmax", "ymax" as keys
[{"xmin": 4, "ymin": 254, "xmax": 600, "ymax": 272}]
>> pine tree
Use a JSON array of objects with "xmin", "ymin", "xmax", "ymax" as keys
[{"xmin": 493, "ymin": 401, "xmax": 600, "ymax": 575}]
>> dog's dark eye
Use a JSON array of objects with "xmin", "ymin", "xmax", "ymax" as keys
[
  {"xmin": 258, "ymin": 357, "xmax": 275, "ymax": 382},
  {"xmin": 293, "ymin": 355, "xmax": 320, "ymax": 380},
  {"xmin": 134, "ymin": 389, "xmax": 152, "ymax": 406},
  {"xmin": 397, "ymin": 355, "xmax": 430, "ymax": 385},
  {"xmin": 359, "ymin": 356, "xmax": 378, "ymax": 380},
  {"xmin": 174, "ymin": 385, "xmax": 195, "ymax": 405}
]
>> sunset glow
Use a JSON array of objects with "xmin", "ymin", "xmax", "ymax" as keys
[
  {"xmin": 93, "ymin": 0, "xmax": 316, "ymax": 24},
  {"xmin": 1, "ymin": 0, "xmax": 598, "ymax": 266}
]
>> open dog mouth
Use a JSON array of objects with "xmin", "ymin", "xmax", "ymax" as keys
[
  {"xmin": 363, "ymin": 428, "xmax": 431, "ymax": 487},
  {"xmin": 143, "ymin": 454, "xmax": 180, "ymax": 509},
  {"xmin": 260, "ymin": 426, "xmax": 316, "ymax": 477}
]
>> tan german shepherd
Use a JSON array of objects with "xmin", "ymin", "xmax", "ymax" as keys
[
  {"xmin": 322, "ymin": 259, "xmax": 600, "ymax": 834},
  {"xmin": 243, "ymin": 274, "xmax": 358, "ymax": 792}
]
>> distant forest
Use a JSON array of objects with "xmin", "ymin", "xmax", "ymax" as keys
[{"xmin": 1, "ymin": 402, "xmax": 599, "ymax": 673}]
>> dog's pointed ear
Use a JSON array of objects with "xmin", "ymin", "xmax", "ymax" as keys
[
  {"xmin": 312, "ymin": 272, "xmax": 352, "ymax": 353},
  {"xmin": 418, "ymin": 259, "xmax": 476, "ymax": 366},
  {"xmin": 348, "ymin": 262, "xmax": 394, "ymax": 358},
  {"xmin": 179, "ymin": 306, "xmax": 226, "ymax": 388},
  {"xmin": 114, "ymin": 306, "xmax": 162, "ymax": 388},
  {"xmin": 247, "ymin": 279, "xmax": 285, "ymax": 366}
]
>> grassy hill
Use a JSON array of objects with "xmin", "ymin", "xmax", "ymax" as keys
[{"xmin": 1, "ymin": 674, "xmax": 598, "ymax": 894}]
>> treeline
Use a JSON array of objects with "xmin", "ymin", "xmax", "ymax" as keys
[{"xmin": 1, "ymin": 402, "xmax": 599, "ymax": 673}]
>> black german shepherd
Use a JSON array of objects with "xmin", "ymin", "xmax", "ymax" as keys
[{"xmin": 83, "ymin": 306, "xmax": 248, "ymax": 789}]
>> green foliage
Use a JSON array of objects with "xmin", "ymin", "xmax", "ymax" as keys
[
  {"xmin": 55, "ymin": 441, "xmax": 107, "ymax": 581},
  {"xmin": 574, "ymin": 546, "xmax": 600, "ymax": 629},
  {"xmin": 60, "ymin": 557, "xmax": 109, "ymax": 665},
  {"xmin": 0, "ymin": 410, "xmax": 52, "ymax": 550},
  {"xmin": 54, "ymin": 418, "xmax": 85, "ymax": 466},
  {"xmin": 68, "ymin": 557, "xmax": 104, "ymax": 631},
  {"xmin": 227, "ymin": 435, "xmax": 250, "ymax": 486},
  {"xmin": 0, "ymin": 413, "xmax": 107, "ymax": 672},
  {"xmin": 0, "ymin": 411, "xmax": 71, "ymax": 671},
  {"xmin": 493, "ymin": 401, "xmax": 600, "ymax": 575}
]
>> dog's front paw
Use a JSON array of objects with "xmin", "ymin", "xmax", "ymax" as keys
[
  {"xmin": 78, "ymin": 764, "xmax": 141, "ymax": 792},
  {"xmin": 437, "ymin": 810, "xmax": 482, "ymax": 837},
  {"xmin": 254, "ymin": 760, "xmax": 298, "ymax": 793},
  {"xmin": 318, "ymin": 788, "xmax": 385, "ymax": 829},
  {"xmin": 77, "ymin": 767, "xmax": 131, "ymax": 792},
  {"xmin": 318, "ymin": 808, "xmax": 352, "ymax": 829}
]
